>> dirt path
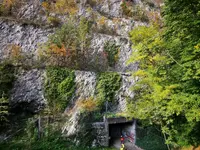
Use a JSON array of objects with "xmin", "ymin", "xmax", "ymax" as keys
[
  {"xmin": 112, "ymin": 138, "xmax": 142, "ymax": 150},
  {"xmin": 124, "ymin": 142, "xmax": 142, "ymax": 150}
]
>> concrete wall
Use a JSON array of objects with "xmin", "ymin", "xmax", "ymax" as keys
[{"xmin": 93, "ymin": 117, "xmax": 136, "ymax": 147}]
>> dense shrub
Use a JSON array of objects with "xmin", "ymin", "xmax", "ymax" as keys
[
  {"xmin": 96, "ymin": 72, "xmax": 121, "ymax": 108},
  {"xmin": 0, "ymin": 116, "xmax": 115, "ymax": 150},
  {"xmin": 0, "ymin": 138, "xmax": 115, "ymax": 150},
  {"xmin": 136, "ymin": 125, "xmax": 168, "ymax": 150},
  {"xmin": 0, "ymin": 0, "xmax": 15, "ymax": 16},
  {"xmin": 0, "ymin": 63, "xmax": 15, "ymax": 97},
  {"xmin": 38, "ymin": 17, "xmax": 91, "ymax": 68},
  {"xmin": 45, "ymin": 67, "xmax": 75, "ymax": 112},
  {"xmin": 86, "ymin": 0, "xmax": 104, "ymax": 7},
  {"xmin": 96, "ymin": 24, "xmax": 118, "ymax": 36},
  {"xmin": 78, "ymin": 97, "xmax": 97, "ymax": 113}
]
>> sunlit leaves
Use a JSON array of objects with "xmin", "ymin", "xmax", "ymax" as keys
[{"xmin": 128, "ymin": 0, "xmax": 200, "ymax": 146}]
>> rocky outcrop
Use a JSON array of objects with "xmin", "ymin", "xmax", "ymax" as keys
[
  {"xmin": 0, "ymin": 0, "xmax": 160, "ymax": 141},
  {"xmin": 0, "ymin": 0, "xmax": 140, "ymax": 134},
  {"xmin": 90, "ymin": 33, "xmax": 137, "ymax": 72},
  {"xmin": 116, "ymin": 73, "xmax": 136, "ymax": 112},
  {"xmin": 74, "ymin": 71, "xmax": 96, "ymax": 101},
  {"xmin": 10, "ymin": 69, "xmax": 46, "ymax": 113},
  {"xmin": 0, "ymin": 19, "xmax": 52, "ymax": 62}
]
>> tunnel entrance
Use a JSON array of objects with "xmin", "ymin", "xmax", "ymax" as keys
[
  {"xmin": 109, "ymin": 122, "xmax": 134, "ymax": 146},
  {"xmin": 93, "ymin": 117, "xmax": 136, "ymax": 148},
  {"xmin": 107, "ymin": 117, "xmax": 135, "ymax": 148}
]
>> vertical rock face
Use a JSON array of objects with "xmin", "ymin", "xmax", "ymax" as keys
[
  {"xmin": 0, "ymin": 20, "xmax": 52, "ymax": 61},
  {"xmin": 90, "ymin": 33, "xmax": 137, "ymax": 72},
  {"xmin": 0, "ymin": 0, "xmax": 160, "ymax": 139},
  {"xmin": 116, "ymin": 73, "xmax": 136, "ymax": 112},
  {"xmin": 74, "ymin": 71, "xmax": 96, "ymax": 101},
  {"xmin": 17, "ymin": 0, "xmax": 47, "ymax": 22},
  {"xmin": 10, "ymin": 69, "xmax": 46, "ymax": 113},
  {"xmin": 0, "ymin": 0, "xmax": 140, "ymax": 113}
]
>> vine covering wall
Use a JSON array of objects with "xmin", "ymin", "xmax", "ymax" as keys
[
  {"xmin": 103, "ymin": 41, "xmax": 120, "ymax": 67},
  {"xmin": 44, "ymin": 67, "xmax": 75, "ymax": 112},
  {"xmin": 96, "ymin": 72, "xmax": 122, "ymax": 108}
]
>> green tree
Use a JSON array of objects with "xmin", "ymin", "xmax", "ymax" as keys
[{"xmin": 128, "ymin": 0, "xmax": 200, "ymax": 147}]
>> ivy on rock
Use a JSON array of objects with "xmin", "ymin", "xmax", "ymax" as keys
[
  {"xmin": 96, "ymin": 72, "xmax": 122, "ymax": 108},
  {"xmin": 45, "ymin": 67, "xmax": 75, "ymax": 112},
  {"xmin": 103, "ymin": 41, "xmax": 120, "ymax": 67}
]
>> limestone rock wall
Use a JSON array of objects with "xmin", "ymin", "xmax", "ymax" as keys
[
  {"xmin": 74, "ymin": 71, "xmax": 96, "ymax": 101},
  {"xmin": 0, "ymin": 0, "xmax": 161, "ymax": 139},
  {"xmin": 0, "ymin": 20, "xmax": 52, "ymax": 61},
  {"xmin": 10, "ymin": 69, "xmax": 46, "ymax": 113}
]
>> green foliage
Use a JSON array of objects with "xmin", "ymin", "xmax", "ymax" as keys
[
  {"xmin": 0, "ymin": 116, "xmax": 115, "ymax": 150},
  {"xmin": 0, "ymin": 0, "xmax": 23, "ymax": 17},
  {"xmin": 96, "ymin": 72, "xmax": 121, "ymax": 107},
  {"xmin": 78, "ymin": 17, "xmax": 90, "ymax": 53},
  {"xmin": 39, "ymin": 17, "xmax": 91, "ymax": 68},
  {"xmin": 103, "ymin": 41, "xmax": 120, "ymax": 67},
  {"xmin": 0, "ymin": 0, "xmax": 13, "ymax": 16},
  {"xmin": 141, "ymin": 0, "xmax": 156, "ymax": 8},
  {"xmin": 0, "ymin": 4, "xmax": 5, "ymax": 16},
  {"xmin": 105, "ymin": 112, "xmax": 124, "ymax": 118},
  {"xmin": 96, "ymin": 24, "xmax": 118, "ymax": 36},
  {"xmin": 86, "ymin": 0, "xmax": 97, "ymax": 7},
  {"xmin": 128, "ymin": 0, "xmax": 200, "ymax": 147},
  {"xmin": 73, "ymin": 112, "xmax": 96, "ymax": 147},
  {"xmin": 49, "ymin": 16, "xmax": 90, "ymax": 51},
  {"xmin": 136, "ymin": 125, "xmax": 168, "ymax": 150},
  {"xmin": 41, "ymin": 0, "xmax": 78, "ymax": 15},
  {"xmin": 0, "ymin": 97, "xmax": 9, "ymax": 123},
  {"xmin": 0, "ymin": 139, "xmax": 115, "ymax": 150},
  {"xmin": 48, "ymin": 18, "xmax": 77, "ymax": 48},
  {"xmin": 0, "ymin": 63, "xmax": 15, "ymax": 124},
  {"xmin": 45, "ymin": 67, "xmax": 75, "ymax": 112},
  {"xmin": 0, "ymin": 120, "xmax": 68, "ymax": 150}
]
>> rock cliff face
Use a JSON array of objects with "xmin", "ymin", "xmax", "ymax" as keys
[
  {"xmin": 0, "ymin": 0, "xmax": 160, "ymax": 139},
  {"xmin": 10, "ymin": 69, "xmax": 46, "ymax": 113},
  {"xmin": 0, "ymin": 20, "xmax": 52, "ymax": 62}
]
